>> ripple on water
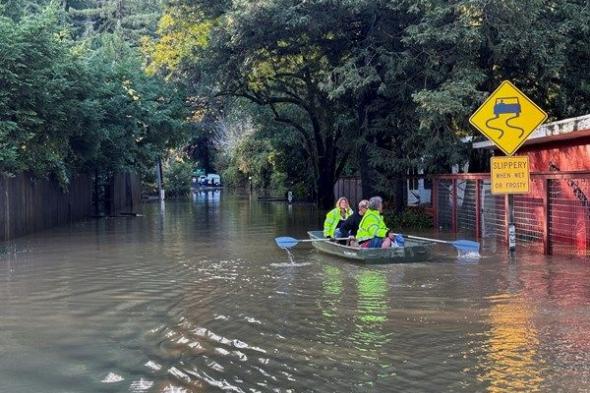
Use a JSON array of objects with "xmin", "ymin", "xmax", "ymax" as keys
[
  {"xmin": 145, "ymin": 361, "xmax": 162, "ymax": 371},
  {"xmin": 161, "ymin": 385, "xmax": 189, "ymax": 393},
  {"xmin": 269, "ymin": 262, "xmax": 312, "ymax": 267},
  {"xmin": 3, "ymin": 199, "xmax": 590, "ymax": 393},
  {"xmin": 101, "ymin": 372, "xmax": 124, "ymax": 383},
  {"xmin": 129, "ymin": 378, "xmax": 153, "ymax": 392}
]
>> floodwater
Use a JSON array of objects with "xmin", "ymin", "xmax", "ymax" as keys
[{"xmin": 1, "ymin": 191, "xmax": 590, "ymax": 393}]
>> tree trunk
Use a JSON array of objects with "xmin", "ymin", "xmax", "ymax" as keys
[
  {"xmin": 359, "ymin": 143, "xmax": 377, "ymax": 198},
  {"xmin": 317, "ymin": 156, "xmax": 336, "ymax": 209},
  {"xmin": 317, "ymin": 177, "xmax": 335, "ymax": 209},
  {"xmin": 393, "ymin": 176, "xmax": 406, "ymax": 213}
]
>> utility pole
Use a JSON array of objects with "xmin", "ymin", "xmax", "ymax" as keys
[{"xmin": 155, "ymin": 159, "xmax": 165, "ymax": 201}]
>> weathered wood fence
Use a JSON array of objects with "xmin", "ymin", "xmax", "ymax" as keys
[
  {"xmin": 0, "ymin": 172, "xmax": 141, "ymax": 242},
  {"xmin": 0, "ymin": 174, "xmax": 92, "ymax": 241},
  {"xmin": 334, "ymin": 177, "xmax": 363, "ymax": 207},
  {"xmin": 107, "ymin": 172, "xmax": 141, "ymax": 216}
]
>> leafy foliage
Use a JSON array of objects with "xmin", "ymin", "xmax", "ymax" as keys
[
  {"xmin": 145, "ymin": 0, "xmax": 590, "ymax": 207},
  {"xmin": 384, "ymin": 208, "xmax": 433, "ymax": 231},
  {"xmin": 0, "ymin": 3, "xmax": 188, "ymax": 186},
  {"xmin": 163, "ymin": 155, "xmax": 193, "ymax": 197},
  {"xmin": 68, "ymin": 0, "xmax": 163, "ymax": 41},
  {"xmin": 212, "ymin": 102, "xmax": 277, "ymax": 190}
]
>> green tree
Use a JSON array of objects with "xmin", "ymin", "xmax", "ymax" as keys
[
  {"xmin": 68, "ymin": 0, "xmax": 162, "ymax": 41},
  {"xmin": 0, "ymin": 3, "xmax": 188, "ymax": 186},
  {"xmin": 163, "ymin": 152, "xmax": 193, "ymax": 197},
  {"xmin": 144, "ymin": 0, "xmax": 590, "ymax": 208},
  {"xmin": 145, "ymin": 0, "xmax": 362, "ymax": 207}
]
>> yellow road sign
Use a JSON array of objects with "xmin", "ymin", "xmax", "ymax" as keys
[
  {"xmin": 470, "ymin": 81, "xmax": 547, "ymax": 156},
  {"xmin": 491, "ymin": 156, "xmax": 530, "ymax": 194}
]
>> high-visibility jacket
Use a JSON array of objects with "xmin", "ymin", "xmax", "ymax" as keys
[
  {"xmin": 356, "ymin": 209, "xmax": 389, "ymax": 242},
  {"xmin": 323, "ymin": 207, "xmax": 352, "ymax": 237}
]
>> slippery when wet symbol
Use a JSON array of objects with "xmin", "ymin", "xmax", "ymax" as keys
[
  {"xmin": 470, "ymin": 81, "xmax": 547, "ymax": 156},
  {"xmin": 485, "ymin": 97, "xmax": 524, "ymax": 139}
]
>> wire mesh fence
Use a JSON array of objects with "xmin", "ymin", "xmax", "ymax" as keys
[
  {"xmin": 436, "ymin": 179, "xmax": 454, "ymax": 231},
  {"xmin": 481, "ymin": 180, "xmax": 506, "ymax": 240},
  {"xmin": 512, "ymin": 178, "xmax": 545, "ymax": 252},
  {"xmin": 432, "ymin": 172, "xmax": 590, "ymax": 257},
  {"xmin": 548, "ymin": 177, "xmax": 590, "ymax": 257},
  {"xmin": 333, "ymin": 171, "xmax": 590, "ymax": 257},
  {"xmin": 457, "ymin": 180, "xmax": 477, "ymax": 233}
]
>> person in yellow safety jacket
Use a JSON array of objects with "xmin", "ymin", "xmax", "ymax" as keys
[
  {"xmin": 323, "ymin": 197, "xmax": 353, "ymax": 239},
  {"xmin": 356, "ymin": 196, "xmax": 399, "ymax": 249}
]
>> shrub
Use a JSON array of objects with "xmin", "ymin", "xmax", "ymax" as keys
[
  {"xmin": 384, "ymin": 207, "xmax": 433, "ymax": 230},
  {"xmin": 164, "ymin": 159, "xmax": 193, "ymax": 197}
]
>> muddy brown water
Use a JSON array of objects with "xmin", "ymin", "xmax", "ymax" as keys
[{"xmin": 1, "ymin": 191, "xmax": 590, "ymax": 392}]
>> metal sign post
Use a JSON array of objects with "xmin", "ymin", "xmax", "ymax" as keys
[
  {"xmin": 508, "ymin": 195, "xmax": 516, "ymax": 252},
  {"xmin": 470, "ymin": 81, "xmax": 547, "ymax": 254}
]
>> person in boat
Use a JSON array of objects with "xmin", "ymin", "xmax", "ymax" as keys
[
  {"xmin": 323, "ymin": 196, "xmax": 353, "ymax": 240},
  {"xmin": 340, "ymin": 199, "xmax": 369, "ymax": 238},
  {"xmin": 356, "ymin": 196, "xmax": 399, "ymax": 248}
]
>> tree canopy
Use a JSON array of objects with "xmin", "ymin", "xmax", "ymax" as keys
[
  {"xmin": 2, "ymin": 0, "xmax": 585, "ymax": 207},
  {"xmin": 0, "ymin": 1, "xmax": 188, "ymax": 186},
  {"xmin": 135, "ymin": 1, "xmax": 590, "ymax": 206}
]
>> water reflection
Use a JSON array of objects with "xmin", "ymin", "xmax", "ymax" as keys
[
  {"xmin": 356, "ymin": 270, "xmax": 388, "ymax": 324},
  {"xmin": 480, "ymin": 296, "xmax": 543, "ymax": 392},
  {"xmin": 320, "ymin": 265, "xmax": 343, "ymax": 319}
]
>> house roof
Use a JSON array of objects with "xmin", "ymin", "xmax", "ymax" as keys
[{"xmin": 472, "ymin": 114, "xmax": 590, "ymax": 150}]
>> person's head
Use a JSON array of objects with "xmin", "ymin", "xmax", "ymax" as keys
[
  {"xmin": 358, "ymin": 199, "xmax": 369, "ymax": 215},
  {"xmin": 368, "ymin": 196, "xmax": 383, "ymax": 212},
  {"xmin": 335, "ymin": 197, "xmax": 349, "ymax": 210}
]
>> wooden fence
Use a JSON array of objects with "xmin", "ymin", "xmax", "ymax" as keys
[
  {"xmin": 0, "ymin": 174, "xmax": 93, "ymax": 242},
  {"xmin": 0, "ymin": 172, "xmax": 141, "ymax": 241},
  {"xmin": 107, "ymin": 172, "xmax": 141, "ymax": 216},
  {"xmin": 334, "ymin": 177, "xmax": 363, "ymax": 207}
]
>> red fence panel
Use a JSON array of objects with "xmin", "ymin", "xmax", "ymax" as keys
[
  {"xmin": 548, "ymin": 177, "xmax": 590, "ymax": 257},
  {"xmin": 432, "ymin": 171, "xmax": 590, "ymax": 257},
  {"xmin": 512, "ymin": 177, "xmax": 545, "ymax": 253}
]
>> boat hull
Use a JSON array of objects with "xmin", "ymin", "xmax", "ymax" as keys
[{"xmin": 308, "ymin": 231, "xmax": 433, "ymax": 264}]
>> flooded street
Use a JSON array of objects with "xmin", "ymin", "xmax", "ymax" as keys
[{"xmin": 1, "ymin": 191, "xmax": 590, "ymax": 392}]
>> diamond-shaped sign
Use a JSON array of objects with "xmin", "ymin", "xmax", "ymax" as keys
[{"xmin": 470, "ymin": 81, "xmax": 547, "ymax": 156}]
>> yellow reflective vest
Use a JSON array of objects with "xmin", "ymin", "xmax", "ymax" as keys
[
  {"xmin": 323, "ymin": 207, "xmax": 352, "ymax": 237},
  {"xmin": 356, "ymin": 209, "xmax": 389, "ymax": 242}
]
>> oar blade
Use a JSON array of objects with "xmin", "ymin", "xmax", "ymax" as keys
[
  {"xmin": 452, "ymin": 240, "xmax": 480, "ymax": 252},
  {"xmin": 275, "ymin": 237, "xmax": 299, "ymax": 249}
]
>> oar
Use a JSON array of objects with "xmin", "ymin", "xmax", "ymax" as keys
[
  {"xmin": 275, "ymin": 236, "xmax": 349, "ymax": 250},
  {"xmin": 396, "ymin": 233, "xmax": 480, "ymax": 253}
]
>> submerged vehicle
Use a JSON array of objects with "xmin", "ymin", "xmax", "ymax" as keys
[{"xmin": 307, "ymin": 231, "xmax": 433, "ymax": 264}]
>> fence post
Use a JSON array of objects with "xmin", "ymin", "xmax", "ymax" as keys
[
  {"xmin": 475, "ymin": 179, "xmax": 481, "ymax": 240},
  {"xmin": 504, "ymin": 194, "xmax": 510, "ymax": 245},
  {"xmin": 452, "ymin": 178, "xmax": 457, "ymax": 233},
  {"xmin": 432, "ymin": 178, "xmax": 438, "ymax": 230},
  {"xmin": 543, "ymin": 178, "xmax": 551, "ymax": 255}
]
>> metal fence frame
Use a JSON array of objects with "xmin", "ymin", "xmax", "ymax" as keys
[{"xmin": 433, "ymin": 171, "xmax": 590, "ymax": 257}]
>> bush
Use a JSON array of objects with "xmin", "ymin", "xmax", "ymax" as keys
[
  {"xmin": 384, "ymin": 207, "xmax": 433, "ymax": 230},
  {"xmin": 164, "ymin": 159, "xmax": 193, "ymax": 197}
]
